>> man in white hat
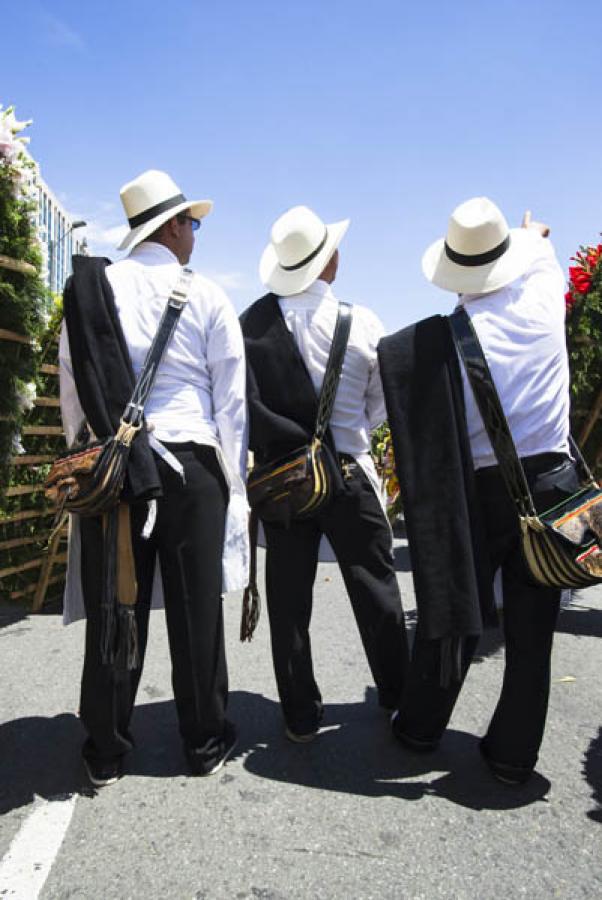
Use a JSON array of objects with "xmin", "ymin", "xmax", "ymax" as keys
[
  {"xmin": 240, "ymin": 205, "xmax": 409, "ymax": 742},
  {"xmin": 379, "ymin": 197, "xmax": 580, "ymax": 785},
  {"xmin": 59, "ymin": 169, "xmax": 248, "ymax": 786}
]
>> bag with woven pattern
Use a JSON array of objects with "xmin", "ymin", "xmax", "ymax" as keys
[{"xmin": 450, "ymin": 305, "xmax": 602, "ymax": 590}]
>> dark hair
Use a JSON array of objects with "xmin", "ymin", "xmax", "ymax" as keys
[
  {"xmin": 146, "ymin": 212, "xmax": 182, "ymax": 243},
  {"xmin": 145, "ymin": 221, "xmax": 167, "ymax": 242}
]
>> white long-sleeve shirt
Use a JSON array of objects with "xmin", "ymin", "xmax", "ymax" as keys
[
  {"xmin": 278, "ymin": 279, "xmax": 386, "ymax": 496},
  {"xmin": 59, "ymin": 241, "xmax": 249, "ymax": 620},
  {"xmin": 458, "ymin": 232, "xmax": 570, "ymax": 469}
]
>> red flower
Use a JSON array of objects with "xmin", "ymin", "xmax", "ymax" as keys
[{"xmin": 569, "ymin": 266, "xmax": 592, "ymax": 295}]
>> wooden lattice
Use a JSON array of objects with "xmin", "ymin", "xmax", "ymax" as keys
[{"xmin": 0, "ymin": 327, "xmax": 68, "ymax": 610}]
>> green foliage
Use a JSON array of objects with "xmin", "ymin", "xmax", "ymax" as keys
[
  {"xmin": 0, "ymin": 107, "xmax": 65, "ymax": 605},
  {"xmin": 565, "ymin": 241, "xmax": 602, "ymax": 478},
  {"xmin": 0, "ymin": 115, "xmax": 47, "ymax": 492},
  {"xmin": 370, "ymin": 421, "xmax": 402, "ymax": 522}
]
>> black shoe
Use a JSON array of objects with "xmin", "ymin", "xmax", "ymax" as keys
[
  {"xmin": 284, "ymin": 702, "xmax": 324, "ymax": 743},
  {"xmin": 479, "ymin": 739, "xmax": 533, "ymax": 786},
  {"xmin": 285, "ymin": 724, "xmax": 319, "ymax": 743},
  {"xmin": 83, "ymin": 757, "xmax": 122, "ymax": 788},
  {"xmin": 390, "ymin": 711, "xmax": 439, "ymax": 752},
  {"xmin": 186, "ymin": 723, "xmax": 237, "ymax": 777}
]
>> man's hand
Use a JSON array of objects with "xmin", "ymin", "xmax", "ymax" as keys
[{"xmin": 521, "ymin": 210, "xmax": 550, "ymax": 237}]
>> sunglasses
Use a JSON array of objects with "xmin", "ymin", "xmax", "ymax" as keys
[{"xmin": 178, "ymin": 214, "xmax": 201, "ymax": 231}]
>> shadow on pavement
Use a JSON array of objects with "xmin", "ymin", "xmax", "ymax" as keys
[
  {"xmin": 0, "ymin": 712, "xmax": 93, "ymax": 815},
  {"xmin": 557, "ymin": 602, "xmax": 602, "ymax": 640},
  {"xmin": 0, "ymin": 602, "xmax": 30, "ymax": 632},
  {"xmin": 0, "ymin": 597, "xmax": 63, "ymax": 633},
  {"xmin": 584, "ymin": 726, "xmax": 602, "ymax": 824},
  {"xmin": 0, "ymin": 690, "xmax": 552, "ymax": 815},
  {"xmin": 234, "ymin": 689, "xmax": 550, "ymax": 812}
]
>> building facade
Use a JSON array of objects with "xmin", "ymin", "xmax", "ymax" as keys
[{"xmin": 22, "ymin": 152, "xmax": 87, "ymax": 294}]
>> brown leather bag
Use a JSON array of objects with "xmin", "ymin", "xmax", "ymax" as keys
[
  {"xmin": 44, "ymin": 426, "xmax": 138, "ymax": 518},
  {"xmin": 45, "ymin": 268, "xmax": 193, "ymax": 519},
  {"xmin": 246, "ymin": 437, "xmax": 338, "ymax": 524}
]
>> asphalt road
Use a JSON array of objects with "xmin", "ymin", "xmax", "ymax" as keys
[{"xmin": 1, "ymin": 537, "xmax": 601, "ymax": 900}]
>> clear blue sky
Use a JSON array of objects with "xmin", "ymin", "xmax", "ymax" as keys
[{"xmin": 2, "ymin": 0, "xmax": 602, "ymax": 329}]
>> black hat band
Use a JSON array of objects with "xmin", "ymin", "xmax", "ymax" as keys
[
  {"xmin": 128, "ymin": 193, "xmax": 186, "ymax": 229},
  {"xmin": 444, "ymin": 234, "xmax": 510, "ymax": 267},
  {"xmin": 280, "ymin": 227, "xmax": 329, "ymax": 271}
]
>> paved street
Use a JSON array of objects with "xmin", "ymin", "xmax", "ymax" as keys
[{"xmin": 1, "ymin": 537, "xmax": 601, "ymax": 899}]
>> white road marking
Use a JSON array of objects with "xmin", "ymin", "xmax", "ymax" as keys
[{"xmin": 0, "ymin": 794, "xmax": 76, "ymax": 899}]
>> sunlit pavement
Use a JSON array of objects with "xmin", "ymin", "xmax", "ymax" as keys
[{"xmin": 1, "ymin": 539, "xmax": 601, "ymax": 900}]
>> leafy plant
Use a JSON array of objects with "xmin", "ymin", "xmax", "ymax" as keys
[
  {"xmin": 565, "ymin": 240, "xmax": 602, "ymax": 478},
  {"xmin": 0, "ymin": 105, "xmax": 47, "ymax": 492},
  {"xmin": 371, "ymin": 422, "xmax": 402, "ymax": 522}
]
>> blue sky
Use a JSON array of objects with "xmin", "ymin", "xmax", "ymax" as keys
[{"xmin": 2, "ymin": 1, "xmax": 602, "ymax": 329}]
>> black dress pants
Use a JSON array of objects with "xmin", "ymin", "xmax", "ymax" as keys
[
  {"xmin": 263, "ymin": 458, "xmax": 409, "ymax": 734},
  {"xmin": 395, "ymin": 452, "xmax": 581, "ymax": 773},
  {"xmin": 79, "ymin": 444, "xmax": 229, "ymax": 764}
]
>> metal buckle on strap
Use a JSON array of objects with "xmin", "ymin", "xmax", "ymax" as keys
[
  {"xmin": 341, "ymin": 459, "xmax": 354, "ymax": 481},
  {"xmin": 169, "ymin": 268, "xmax": 194, "ymax": 308}
]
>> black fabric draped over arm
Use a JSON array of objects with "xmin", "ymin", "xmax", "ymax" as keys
[
  {"xmin": 378, "ymin": 315, "xmax": 496, "ymax": 647},
  {"xmin": 63, "ymin": 255, "xmax": 161, "ymax": 504}
]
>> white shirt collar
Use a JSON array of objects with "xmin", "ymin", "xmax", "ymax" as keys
[
  {"xmin": 304, "ymin": 279, "xmax": 333, "ymax": 299},
  {"xmin": 282, "ymin": 280, "xmax": 334, "ymax": 306},
  {"xmin": 129, "ymin": 241, "xmax": 179, "ymax": 265}
]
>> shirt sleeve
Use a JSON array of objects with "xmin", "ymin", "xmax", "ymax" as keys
[
  {"xmin": 363, "ymin": 309, "xmax": 388, "ymax": 430},
  {"xmin": 206, "ymin": 286, "xmax": 248, "ymax": 484},
  {"xmin": 58, "ymin": 320, "xmax": 85, "ymax": 447},
  {"xmin": 521, "ymin": 232, "xmax": 566, "ymax": 325}
]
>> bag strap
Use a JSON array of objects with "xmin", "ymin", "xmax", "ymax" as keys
[
  {"xmin": 314, "ymin": 301, "xmax": 353, "ymax": 442},
  {"xmin": 448, "ymin": 305, "xmax": 537, "ymax": 518},
  {"xmin": 568, "ymin": 434, "xmax": 597, "ymax": 486},
  {"xmin": 122, "ymin": 267, "xmax": 194, "ymax": 427}
]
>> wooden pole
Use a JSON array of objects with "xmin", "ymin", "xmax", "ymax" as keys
[
  {"xmin": 32, "ymin": 527, "xmax": 68, "ymax": 612},
  {"xmin": 578, "ymin": 384, "xmax": 602, "ymax": 446}
]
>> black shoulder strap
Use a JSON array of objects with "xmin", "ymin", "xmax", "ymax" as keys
[
  {"xmin": 122, "ymin": 267, "xmax": 194, "ymax": 427},
  {"xmin": 448, "ymin": 305, "xmax": 537, "ymax": 517},
  {"xmin": 314, "ymin": 302, "xmax": 353, "ymax": 441}
]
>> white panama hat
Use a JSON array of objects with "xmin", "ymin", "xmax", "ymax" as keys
[
  {"xmin": 117, "ymin": 169, "xmax": 213, "ymax": 251},
  {"xmin": 422, "ymin": 197, "xmax": 535, "ymax": 295},
  {"xmin": 260, "ymin": 205, "xmax": 350, "ymax": 297}
]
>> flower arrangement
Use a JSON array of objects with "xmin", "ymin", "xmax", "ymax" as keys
[
  {"xmin": 565, "ymin": 238, "xmax": 602, "ymax": 478},
  {"xmin": 371, "ymin": 422, "xmax": 402, "ymax": 523},
  {"xmin": 0, "ymin": 105, "xmax": 67, "ymax": 607},
  {"xmin": 0, "ymin": 104, "xmax": 32, "ymax": 162},
  {"xmin": 0, "ymin": 104, "xmax": 46, "ymax": 489}
]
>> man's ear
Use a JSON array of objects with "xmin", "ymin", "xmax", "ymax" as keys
[{"xmin": 163, "ymin": 215, "xmax": 180, "ymax": 240}]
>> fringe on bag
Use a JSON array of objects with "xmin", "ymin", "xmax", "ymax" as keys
[
  {"xmin": 240, "ymin": 509, "xmax": 261, "ymax": 642},
  {"xmin": 100, "ymin": 503, "xmax": 140, "ymax": 670}
]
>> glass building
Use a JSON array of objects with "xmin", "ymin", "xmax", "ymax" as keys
[{"xmin": 22, "ymin": 152, "xmax": 87, "ymax": 294}]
